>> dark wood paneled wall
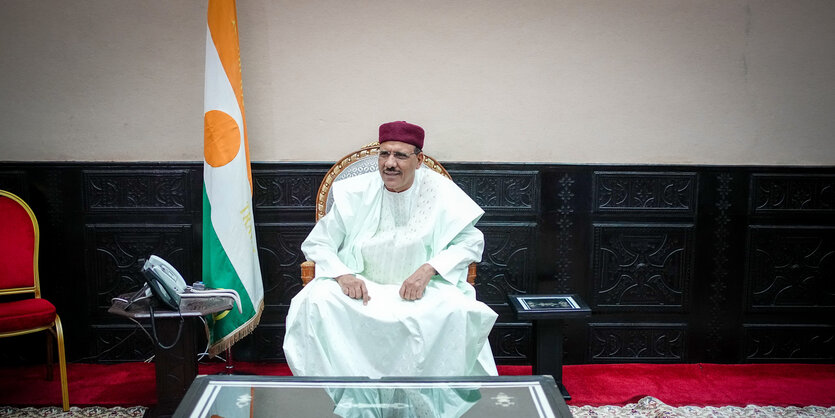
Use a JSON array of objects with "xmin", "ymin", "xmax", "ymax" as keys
[{"xmin": 1, "ymin": 162, "xmax": 832, "ymax": 365}]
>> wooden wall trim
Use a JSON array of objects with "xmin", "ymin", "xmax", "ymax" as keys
[{"xmin": 1, "ymin": 162, "xmax": 833, "ymax": 365}]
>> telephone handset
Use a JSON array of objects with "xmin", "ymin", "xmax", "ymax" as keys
[{"xmin": 141, "ymin": 255, "xmax": 187, "ymax": 310}]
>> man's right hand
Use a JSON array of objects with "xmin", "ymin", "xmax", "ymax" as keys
[{"xmin": 335, "ymin": 274, "xmax": 370, "ymax": 305}]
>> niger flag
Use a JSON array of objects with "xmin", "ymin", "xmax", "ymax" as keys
[{"xmin": 202, "ymin": 0, "xmax": 263, "ymax": 356}]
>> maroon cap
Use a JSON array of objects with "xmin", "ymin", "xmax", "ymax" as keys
[{"xmin": 379, "ymin": 121, "xmax": 424, "ymax": 149}]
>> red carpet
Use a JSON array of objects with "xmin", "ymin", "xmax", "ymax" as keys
[
  {"xmin": 562, "ymin": 363, "xmax": 835, "ymax": 407},
  {"xmin": 1, "ymin": 362, "xmax": 833, "ymax": 408}
]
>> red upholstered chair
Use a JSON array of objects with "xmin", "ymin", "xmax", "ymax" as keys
[{"xmin": 0, "ymin": 190, "xmax": 69, "ymax": 411}]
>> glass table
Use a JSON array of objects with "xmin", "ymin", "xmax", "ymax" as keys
[{"xmin": 174, "ymin": 375, "xmax": 572, "ymax": 417}]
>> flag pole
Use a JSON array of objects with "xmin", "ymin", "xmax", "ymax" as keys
[{"xmin": 224, "ymin": 347, "xmax": 235, "ymax": 374}]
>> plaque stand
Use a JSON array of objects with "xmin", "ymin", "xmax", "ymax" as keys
[{"xmin": 508, "ymin": 294, "xmax": 591, "ymax": 400}]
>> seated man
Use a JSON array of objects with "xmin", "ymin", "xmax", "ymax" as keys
[{"xmin": 283, "ymin": 121, "xmax": 498, "ymax": 378}]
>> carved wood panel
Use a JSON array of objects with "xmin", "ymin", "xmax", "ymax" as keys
[
  {"xmin": 252, "ymin": 169, "xmax": 323, "ymax": 211},
  {"xmin": 589, "ymin": 323, "xmax": 686, "ymax": 362},
  {"xmin": 743, "ymin": 325, "xmax": 834, "ymax": 361},
  {"xmin": 592, "ymin": 224, "xmax": 695, "ymax": 311},
  {"xmin": 255, "ymin": 223, "xmax": 313, "ymax": 306},
  {"xmin": 751, "ymin": 174, "xmax": 835, "ymax": 214},
  {"xmin": 0, "ymin": 170, "xmax": 29, "ymax": 201},
  {"xmin": 83, "ymin": 169, "xmax": 191, "ymax": 212},
  {"xmin": 489, "ymin": 323, "xmax": 532, "ymax": 363},
  {"xmin": 594, "ymin": 171, "xmax": 697, "ymax": 216},
  {"xmin": 241, "ymin": 324, "xmax": 286, "ymax": 362},
  {"xmin": 452, "ymin": 170, "xmax": 539, "ymax": 215},
  {"xmin": 475, "ymin": 223, "xmax": 537, "ymax": 305},
  {"xmin": 85, "ymin": 224, "xmax": 193, "ymax": 312},
  {"xmin": 706, "ymin": 173, "xmax": 733, "ymax": 360},
  {"xmin": 89, "ymin": 325, "xmax": 155, "ymax": 363},
  {"xmin": 4, "ymin": 162, "xmax": 835, "ymax": 366},
  {"xmin": 554, "ymin": 173, "xmax": 577, "ymax": 292},
  {"xmin": 745, "ymin": 226, "xmax": 835, "ymax": 311}
]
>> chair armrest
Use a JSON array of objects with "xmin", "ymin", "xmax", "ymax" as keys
[
  {"xmin": 301, "ymin": 261, "xmax": 315, "ymax": 286},
  {"xmin": 467, "ymin": 262, "xmax": 477, "ymax": 286}
]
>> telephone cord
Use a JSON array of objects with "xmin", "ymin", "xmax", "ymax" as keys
[{"xmin": 148, "ymin": 302, "xmax": 185, "ymax": 350}]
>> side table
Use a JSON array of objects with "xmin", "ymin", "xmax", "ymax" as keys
[
  {"xmin": 109, "ymin": 294, "xmax": 233, "ymax": 418},
  {"xmin": 508, "ymin": 294, "xmax": 590, "ymax": 400}
]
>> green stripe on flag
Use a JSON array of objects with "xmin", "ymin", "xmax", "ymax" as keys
[{"xmin": 202, "ymin": 185, "xmax": 256, "ymax": 343}]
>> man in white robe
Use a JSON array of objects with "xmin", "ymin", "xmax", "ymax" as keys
[{"xmin": 284, "ymin": 121, "xmax": 498, "ymax": 378}]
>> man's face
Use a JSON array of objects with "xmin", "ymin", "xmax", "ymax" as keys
[{"xmin": 378, "ymin": 140, "xmax": 424, "ymax": 192}]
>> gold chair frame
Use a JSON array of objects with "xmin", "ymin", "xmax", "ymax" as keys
[
  {"xmin": 301, "ymin": 142, "xmax": 477, "ymax": 286},
  {"xmin": 0, "ymin": 190, "xmax": 69, "ymax": 411}
]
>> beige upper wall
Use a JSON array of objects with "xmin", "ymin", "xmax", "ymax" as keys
[{"xmin": 1, "ymin": 0, "xmax": 833, "ymax": 164}]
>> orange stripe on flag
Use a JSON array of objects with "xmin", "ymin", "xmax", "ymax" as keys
[{"xmin": 207, "ymin": 0, "xmax": 252, "ymax": 190}]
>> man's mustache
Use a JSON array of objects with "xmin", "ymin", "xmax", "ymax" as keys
[{"xmin": 384, "ymin": 168, "xmax": 400, "ymax": 174}]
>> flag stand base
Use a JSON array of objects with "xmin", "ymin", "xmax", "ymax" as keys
[{"xmin": 216, "ymin": 347, "xmax": 254, "ymax": 375}]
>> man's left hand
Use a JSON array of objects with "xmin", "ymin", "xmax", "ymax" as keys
[{"xmin": 399, "ymin": 264, "xmax": 436, "ymax": 301}]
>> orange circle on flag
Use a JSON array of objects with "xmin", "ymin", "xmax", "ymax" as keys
[{"xmin": 204, "ymin": 110, "xmax": 241, "ymax": 167}]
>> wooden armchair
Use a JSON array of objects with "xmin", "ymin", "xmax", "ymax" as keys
[{"xmin": 301, "ymin": 142, "xmax": 477, "ymax": 286}]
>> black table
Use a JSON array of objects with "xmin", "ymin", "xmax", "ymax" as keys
[
  {"xmin": 508, "ymin": 294, "xmax": 591, "ymax": 400},
  {"xmin": 174, "ymin": 375, "xmax": 573, "ymax": 417},
  {"xmin": 109, "ymin": 294, "xmax": 234, "ymax": 418}
]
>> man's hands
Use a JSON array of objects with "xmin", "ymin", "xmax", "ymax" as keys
[
  {"xmin": 399, "ymin": 264, "xmax": 436, "ymax": 301},
  {"xmin": 336, "ymin": 274, "xmax": 370, "ymax": 305},
  {"xmin": 336, "ymin": 264, "xmax": 437, "ymax": 304}
]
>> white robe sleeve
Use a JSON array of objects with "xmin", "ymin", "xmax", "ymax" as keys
[
  {"xmin": 426, "ymin": 220, "xmax": 484, "ymax": 285},
  {"xmin": 300, "ymin": 204, "xmax": 355, "ymax": 280}
]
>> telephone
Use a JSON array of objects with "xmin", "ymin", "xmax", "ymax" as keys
[
  {"xmin": 130, "ymin": 255, "xmax": 243, "ymax": 350},
  {"xmin": 141, "ymin": 255, "xmax": 188, "ymax": 310},
  {"xmin": 139, "ymin": 255, "xmax": 243, "ymax": 313}
]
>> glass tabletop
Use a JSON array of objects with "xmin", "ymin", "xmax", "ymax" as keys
[{"xmin": 176, "ymin": 375, "xmax": 571, "ymax": 418}]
